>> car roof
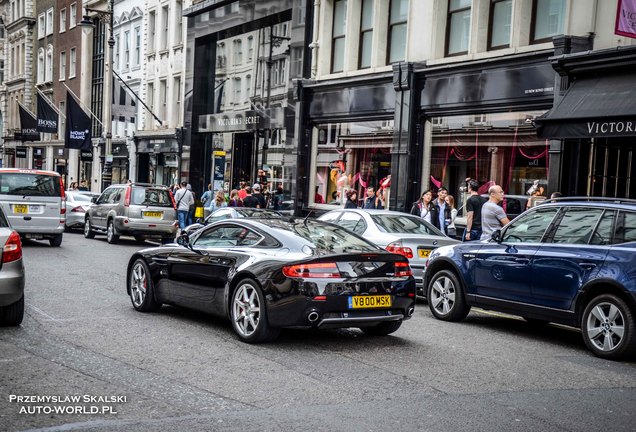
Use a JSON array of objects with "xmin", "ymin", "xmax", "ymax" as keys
[{"xmin": 538, "ymin": 198, "xmax": 636, "ymax": 210}]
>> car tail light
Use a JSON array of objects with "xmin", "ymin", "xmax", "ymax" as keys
[
  {"xmin": 71, "ymin": 206, "xmax": 85, "ymax": 213},
  {"xmin": 386, "ymin": 241, "xmax": 413, "ymax": 259},
  {"xmin": 60, "ymin": 207, "xmax": 66, "ymax": 215},
  {"xmin": 3, "ymin": 231, "xmax": 22, "ymax": 263},
  {"xmin": 169, "ymin": 190, "xmax": 176, "ymax": 209},
  {"xmin": 59, "ymin": 177, "xmax": 65, "ymax": 200},
  {"xmin": 394, "ymin": 261, "xmax": 412, "ymax": 277},
  {"xmin": 124, "ymin": 186, "xmax": 131, "ymax": 207},
  {"xmin": 282, "ymin": 262, "xmax": 341, "ymax": 278}
]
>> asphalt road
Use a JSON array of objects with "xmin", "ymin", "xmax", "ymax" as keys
[{"xmin": 0, "ymin": 232, "xmax": 635, "ymax": 432}]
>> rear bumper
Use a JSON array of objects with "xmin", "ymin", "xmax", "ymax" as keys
[
  {"xmin": 114, "ymin": 217, "xmax": 178, "ymax": 236},
  {"xmin": 65, "ymin": 212, "xmax": 85, "ymax": 227},
  {"xmin": 14, "ymin": 225, "xmax": 64, "ymax": 237},
  {"xmin": 0, "ymin": 259, "xmax": 25, "ymax": 307}
]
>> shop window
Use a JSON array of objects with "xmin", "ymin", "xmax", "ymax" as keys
[
  {"xmin": 313, "ymin": 120, "xmax": 393, "ymax": 207},
  {"xmin": 531, "ymin": 0, "xmax": 565, "ymax": 43},
  {"xmin": 359, "ymin": 0, "xmax": 373, "ymax": 69},
  {"xmin": 429, "ymin": 111, "xmax": 549, "ymax": 204},
  {"xmin": 488, "ymin": 0, "xmax": 512, "ymax": 49},
  {"xmin": 446, "ymin": 0, "xmax": 472, "ymax": 56},
  {"xmin": 388, "ymin": 0, "xmax": 408, "ymax": 64},
  {"xmin": 331, "ymin": 0, "xmax": 346, "ymax": 73}
]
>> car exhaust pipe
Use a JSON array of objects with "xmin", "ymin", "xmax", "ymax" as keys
[
  {"xmin": 307, "ymin": 311, "xmax": 320, "ymax": 323},
  {"xmin": 407, "ymin": 307, "xmax": 415, "ymax": 317}
]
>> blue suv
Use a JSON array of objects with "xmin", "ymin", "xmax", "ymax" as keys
[{"xmin": 424, "ymin": 198, "xmax": 636, "ymax": 360}]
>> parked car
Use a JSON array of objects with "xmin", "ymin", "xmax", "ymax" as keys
[
  {"xmin": 65, "ymin": 191, "xmax": 99, "ymax": 231},
  {"xmin": 183, "ymin": 207, "xmax": 284, "ymax": 235},
  {"xmin": 453, "ymin": 194, "xmax": 530, "ymax": 238},
  {"xmin": 84, "ymin": 183, "xmax": 178, "ymax": 244},
  {"xmin": 126, "ymin": 218, "xmax": 416, "ymax": 342},
  {"xmin": 424, "ymin": 197, "xmax": 636, "ymax": 360},
  {"xmin": 0, "ymin": 169, "xmax": 65, "ymax": 246},
  {"xmin": 0, "ymin": 206, "xmax": 25, "ymax": 326},
  {"xmin": 318, "ymin": 209, "xmax": 459, "ymax": 296}
]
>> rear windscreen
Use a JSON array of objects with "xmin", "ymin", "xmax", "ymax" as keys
[
  {"xmin": 131, "ymin": 187, "xmax": 173, "ymax": 207},
  {"xmin": 0, "ymin": 173, "xmax": 61, "ymax": 197}
]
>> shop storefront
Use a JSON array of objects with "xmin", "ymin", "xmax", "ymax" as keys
[
  {"xmin": 135, "ymin": 134, "xmax": 180, "ymax": 186},
  {"xmin": 110, "ymin": 142, "xmax": 129, "ymax": 185}
]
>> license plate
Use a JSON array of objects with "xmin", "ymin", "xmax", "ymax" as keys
[
  {"xmin": 418, "ymin": 249, "xmax": 431, "ymax": 258},
  {"xmin": 348, "ymin": 295, "xmax": 392, "ymax": 309},
  {"xmin": 14, "ymin": 204, "xmax": 28, "ymax": 214},
  {"xmin": 143, "ymin": 211, "xmax": 163, "ymax": 218}
]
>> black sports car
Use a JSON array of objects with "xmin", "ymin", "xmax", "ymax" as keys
[{"xmin": 126, "ymin": 218, "xmax": 416, "ymax": 342}]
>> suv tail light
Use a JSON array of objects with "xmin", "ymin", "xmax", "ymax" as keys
[
  {"xmin": 124, "ymin": 186, "xmax": 131, "ymax": 207},
  {"xmin": 394, "ymin": 261, "xmax": 412, "ymax": 277},
  {"xmin": 3, "ymin": 231, "xmax": 22, "ymax": 263},
  {"xmin": 169, "ymin": 190, "xmax": 176, "ymax": 209},
  {"xmin": 59, "ymin": 177, "xmax": 65, "ymax": 200},
  {"xmin": 282, "ymin": 262, "xmax": 341, "ymax": 278},
  {"xmin": 386, "ymin": 241, "xmax": 413, "ymax": 259}
]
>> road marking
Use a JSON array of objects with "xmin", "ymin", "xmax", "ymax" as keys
[{"xmin": 26, "ymin": 303, "xmax": 60, "ymax": 322}]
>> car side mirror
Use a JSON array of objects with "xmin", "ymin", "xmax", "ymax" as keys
[
  {"xmin": 91, "ymin": 196, "xmax": 97, "ymax": 203},
  {"xmin": 177, "ymin": 232, "xmax": 190, "ymax": 247},
  {"xmin": 491, "ymin": 229, "xmax": 502, "ymax": 243}
]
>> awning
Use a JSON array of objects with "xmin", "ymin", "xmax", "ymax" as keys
[{"xmin": 535, "ymin": 73, "xmax": 636, "ymax": 139}]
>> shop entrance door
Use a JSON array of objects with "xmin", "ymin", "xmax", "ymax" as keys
[
  {"xmin": 589, "ymin": 140, "xmax": 635, "ymax": 198},
  {"xmin": 231, "ymin": 133, "xmax": 254, "ymax": 188}
]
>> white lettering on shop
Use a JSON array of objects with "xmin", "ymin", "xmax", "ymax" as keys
[{"xmin": 587, "ymin": 121, "xmax": 635, "ymax": 135}]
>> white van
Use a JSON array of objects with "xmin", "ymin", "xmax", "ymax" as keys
[{"xmin": 0, "ymin": 169, "xmax": 65, "ymax": 246}]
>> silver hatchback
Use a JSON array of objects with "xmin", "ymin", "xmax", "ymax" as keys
[
  {"xmin": 0, "ymin": 206, "xmax": 26, "ymax": 326},
  {"xmin": 84, "ymin": 183, "xmax": 178, "ymax": 244}
]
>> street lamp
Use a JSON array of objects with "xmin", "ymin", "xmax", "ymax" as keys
[{"xmin": 79, "ymin": 1, "xmax": 114, "ymax": 191}]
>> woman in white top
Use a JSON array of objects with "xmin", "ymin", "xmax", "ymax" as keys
[{"xmin": 445, "ymin": 195, "xmax": 458, "ymax": 238}]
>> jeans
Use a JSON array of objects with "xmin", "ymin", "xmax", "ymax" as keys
[
  {"xmin": 177, "ymin": 210, "xmax": 189, "ymax": 229},
  {"xmin": 463, "ymin": 228, "xmax": 482, "ymax": 242}
]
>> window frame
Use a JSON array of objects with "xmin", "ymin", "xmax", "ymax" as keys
[
  {"xmin": 59, "ymin": 8, "xmax": 66, "ymax": 33},
  {"xmin": 530, "ymin": 0, "xmax": 566, "ymax": 44},
  {"xmin": 69, "ymin": 47, "xmax": 76, "ymax": 78},
  {"xmin": 387, "ymin": 0, "xmax": 408, "ymax": 64},
  {"xmin": 59, "ymin": 51, "xmax": 66, "ymax": 81},
  {"xmin": 46, "ymin": 8, "xmax": 54, "ymax": 35},
  {"xmin": 358, "ymin": 0, "xmax": 373, "ymax": 69},
  {"xmin": 69, "ymin": 3, "xmax": 77, "ymax": 29},
  {"xmin": 445, "ymin": 0, "xmax": 472, "ymax": 57},
  {"xmin": 331, "ymin": 0, "xmax": 347, "ymax": 73},
  {"xmin": 487, "ymin": 0, "xmax": 512, "ymax": 50},
  {"xmin": 38, "ymin": 13, "xmax": 45, "ymax": 39}
]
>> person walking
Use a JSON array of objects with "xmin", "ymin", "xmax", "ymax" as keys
[
  {"xmin": 242, "ymin": 186, "xmax": 259, "ymax": 208},
  {"xmin": 228, "ymin": 189, "xmax": 243, "ymax": 207},
  {"xmin": 201, "ymin": 184, "xmax": 213, "ymax": 217},
  {"xmin": 344, "ymin": 190, "xmax": 358, "ymax": 208},
  {"xmin": 174, "ymin": 181, "xmax": 195, "ymax": 230},
  {"xmin": 252, "ymin": 183, "xmax": 267, "ymax": 209},
  {"xmin": 480, "ymin": 185, "xmax": 510, "ymax": 240},
  {"xmin": 363, "ymin": 186, "xmax": 380, "ymax": 209},
  {"xmin": 446, "ymin": 195, "xmax": 458, "ymax": 238},
  {"xmin": 410, "ymin": 190, "xmax": 433, "ymax": 223},
  {"xmin": 431, "ymin": 187, "xmax": 452, "ymax": 234},
  {"xmin": 237, "ymin": 182, "xmax": 248, "ymax": 201},
  {"xmin": 464, "ymin": 179, "xmax": 486, "ymax": 241},
  {"xmin": 271, "ymin": 186, "xmax": 284, "ymax": 210},
  {"xmin": 208, "ymin": 190, "xmax": 227, "ymax": 213}
]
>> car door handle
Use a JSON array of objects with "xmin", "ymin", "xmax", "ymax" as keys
[
  {"xmin": 514, "ymin": 258, "xmax": 530, "ymax": 264},
  {"xmin": 579, "ymin": 262, "xmax": 597, "ymax": 271}
]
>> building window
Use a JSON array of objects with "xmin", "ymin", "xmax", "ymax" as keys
[
  {"xmin": 176, "ymin": 1, "xmax": 183, "ymax": 44},
  {"xmin": 69, "ymin": 3, "xmax": 77, "ymax": 28},
  {"xmin": 59, "ymin": 51, "xmax": 66, "ymax": 81},
  {"xmin": 38, "ymin": 13, "xmax": 45, "ymax": 39},
  {"xmin": 233, "ymin": 39, "xmax": 242, "ymax": 64},
  {"xmin": 148, "ymin": 11, "xmax": 156, "ymax": 52},
  {"xmin": 489, "ymin": 0, "xmax": 512, "ymax": 49},
  {"xmin": 159, "ymin": 79, "xmax": 167, "ymax": 121},
  {"xmin": 331, "ymin": 0, "xmax": 346, "ymax": 73},
  {"xmin": 46, "ymin": 45, "xmax": 53, "ymax": 82},
  {"xmin": 69, "ymin": 47, "xmax": 76, "ymax": 78},
  {"xmin": 388, "ymin": 0, "xmax": 407, "ymax": 64},
  {"xmin": 147, "ymin": 82, "xmax": 154, "ymax": 124},
  {"xmin": 246, "ymin": 74, "xmax": 251, "ymax": 100},
  {"xmin": 59, "ymin": 101, "xmax": 65, "ymax": 136},
  {"xmin": 359, "ymin": 0, "xmax": 373, "ymax": 69},
  {"xmin": 447, "ymin": 0, "xmax": 472, "ymax": 55},
  {"xmin": 37, "ymin": 48, "xmax": 45, "ymax": 82},
  {"xmin": 173, "ymin": 76, "xmax": 181, "ymax": 125},
  {"xmin": 161, "ymin": 5, "xmax": 169, "ymax": 51},
  {"xmin": 247, "ymin": 36, "xmax": 254, "ymax": 61},
  {"xmin": 217, "ymin": 42, "xmax": 225, "ymax": 68},
  {"xmin": 0, "ymin": 59, "xmax": 4, "ymax": 84},
  {"xmin": 233, "ymin": 77, "xmax": 241, "ymax": 103},
  {"xmin": 124, "ymin": 31, "xmax": 130, "ymax": 68},
  {"xmin": 135, "ymin": 27, "xmax": 141, "ymax": 65},
  {"xmin": 60, "ymin": 8, "xmax": 66, "ymax": 33},
  {"xmin": 46, "ymin": 8, "xmax": 54, "ymax": 35},
  {"xmin": 531, "ymin": 0, "xmax": 565, "ymax": 43},
  {"xmin": 114, "ymin": 34, "xmax": 120, "ymax": 69}
]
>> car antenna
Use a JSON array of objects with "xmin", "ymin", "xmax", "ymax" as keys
[{"xmin": 303, "ymin": 205, "xmax": 316, "ymax": 225}]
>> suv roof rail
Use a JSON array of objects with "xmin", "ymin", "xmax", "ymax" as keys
[{"xmin": 543, "ymin": 196, "xmax": 636, "ymax": 205}]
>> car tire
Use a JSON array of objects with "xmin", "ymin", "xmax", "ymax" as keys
[
  {"xmin": 49, "ymin": 233, "xmax": 63, "ymax": 247},
  {"xmin": 84, "ymin": 218, "xmax": 95, "ymax": 239},
  {"xmin": 427, "ymin": 269, "xmax": 470, "ymax": 322},
  {"xmin": 0, "ymin": 295, "xmax": 24, "ymax": 326},
  {"xmin": 581, "ymin": 294, "xmax": 636, "ymax": 360},
  {"xmin": 360, "ymin": 320, "xmax": 402, "ymax": 336},
  {"xmin": 230, "ymin": 278, "xmax": 280, "ymax": 343},
  {"xmin": 128, "ymin": 259, "xmax": 161, "ymax": 312},
  {"xmin": 107, "ymin": 220, "xmax": 119, "ymax": 244}
]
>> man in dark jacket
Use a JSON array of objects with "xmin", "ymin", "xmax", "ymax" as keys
[
  {"xmin": 363, "ymin": 186, "xmax": 380, "ymax": 209},
  {"xmin": 430, "ymin": 187, "xmax": 452, "ymax": 234}
]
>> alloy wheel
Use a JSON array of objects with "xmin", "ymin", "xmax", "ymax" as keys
[
  {"xmin": 430, "ymin": 275, "xmax": 456, "ymax": 316},
  {"xmin": 232, "ymin": 282, "xmax": 261, "ymax": 337},
  {"xmin": 130, "ymin": 262, "xmax": 147, "ymax": 307},
  {"xmin": 585, "ymin": 301, "xmax": 625, "ymax": 353}
]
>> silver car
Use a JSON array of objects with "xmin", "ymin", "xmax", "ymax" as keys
[
  {"xmin": 65, "ymin": 191, "xmax": 99, "ymax": 230},
  {"xmin": 318, "ymin": 209, "xmax": 459, "ymax": 295},
  {"xmin": 84, "ymin": 183, "xmax": 178, "ymax": 244},
  {"xmin": 0, "ymin": 206, "xmax": 26, "ymax": 326}
]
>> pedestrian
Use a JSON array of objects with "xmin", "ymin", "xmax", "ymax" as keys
[
  {"xmin": 252, "ymin": 183, "xmax": 267, "ymax": 209},
  {"xmin": 550, "ymin": 191, "xmax": 562, "ymax": 199},
  {"xmin": 237, "ymin": 182, "xmax": 248, "ymax": 201},
  {"xmin": 186, "ymin": 184, "xmax": 196, "ymax": 226},
  {"xmin": 464, "ymin": 179, "xmax": 486, "ymax": 241},
  {"xmin": 228, "ymin": 189, "xmax": 243, "ymax": 207},
  {"xmin": 363, "ymin": 186, "xmax": 380, "ymax": 209},
  {"xmin": 431, "ymin": 186, "xmax": 452, "ymax": 234},
  {"xmin": 173, "ymin": 181, "xmax": 195, "ymax": 230},
  {"xmin": 271, "ymin": 186, "xmax": 284, "ymax": 210},
  {"xmin": 78, "ymin": 179, "xmax": 89, "ymax": 191},
  {"xmin": 480, "ymin": 185, "xmax": 510, "ymax": 240},
  {"xmin": 208, "ymin": 190, "xmax": 227, "ymax": 213},
  {"xmin": 201, "ymin": 184, "xmax": 212, "ymax": 206},
  {"xmin": 410, "ymin": 190, "xmax": 433, "ymax": 223},
  {"xmin": 445, "ymin": 195, "xmax": 458, "ymax": 238},
  {"xmin": 375, "ymin": 188, "xmax": 385, "ymax": 210},
  {"xmin": 344, "ymin": 190, "xmax": 358, "ymax": 208},
  {"xmin": 242, "ymin": 186, "xmax": 259, "ymax": 208},
  {"xmin": 314, "ymin": 186, "xmax": 324, "ymax": 204},
  {"xmin": 329, "ymin": 191, "xmax": 341, "ymax": 205}
]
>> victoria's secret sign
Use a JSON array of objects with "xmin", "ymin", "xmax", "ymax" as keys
[{"xmin": 587, "ymin": 120, "xmax": 636, "ymax": 135}]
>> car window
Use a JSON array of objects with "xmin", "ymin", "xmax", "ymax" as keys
[
  {"xmin": 339, "ymin": 212, "xmax": 366, "ymax": 235},
  {"xmin": 614, "ymin": 211, "xmax": 636, "ymax": 244},
  {"xmin": 503, "ymin": 197, "xmax": 524, "ymax": 216},
  {"xmin": 550, "ymin": 208, "xmax": 605, "ymax": 244},
  {"xmin": 589, "ymin": 210, "xmax": 616, "ymax": 246},
  {"xmin": 320, "ymin": 212, "xmax": 341, "ymax": 223},
  {"xmin": 289, "ymin": 220, "xmax": 378, "ymax": 254},
  {"xmin": 131, "ymin": 186, "xmax": 172, "ymax": 207},
  {"xmin": 207, "ymin": 209, "xmax": 232, "ymax": 223},
  {"xmin": 502, "ymin": 207, "xmax": 559, "ymax": 243},
  {"xmin": 0, "ymin": 172, "xmax": 61, "ymax": 197},
  {"xmin": 372, "ymin": 214, "xmax": 443, "ymax": 236},
  {"xmin": 97, "ymin": 189, "xmax": 113, "ymax": 204},
  {"xmin": 110, "ymin": 188, "xmax": 123, "ymax": 204},
  {"xmin": 194, "ymin": 225, "xmax": 262, "ymax": 248}
]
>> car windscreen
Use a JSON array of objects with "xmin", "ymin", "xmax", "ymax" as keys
[
  {"xmin": 130, "ymin": 187, "xmax": 173, "ymax": 207},
  {"xmin": 0, "ymin": 173, "xmax": 61, "ymax": 197},
  {"xmin": 237, "ymin": 209, "xmax": 282, "ymax": 218},
  {"xmin": 371, "ymin": 214, "xmax": 444, "ymax": 236}
]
